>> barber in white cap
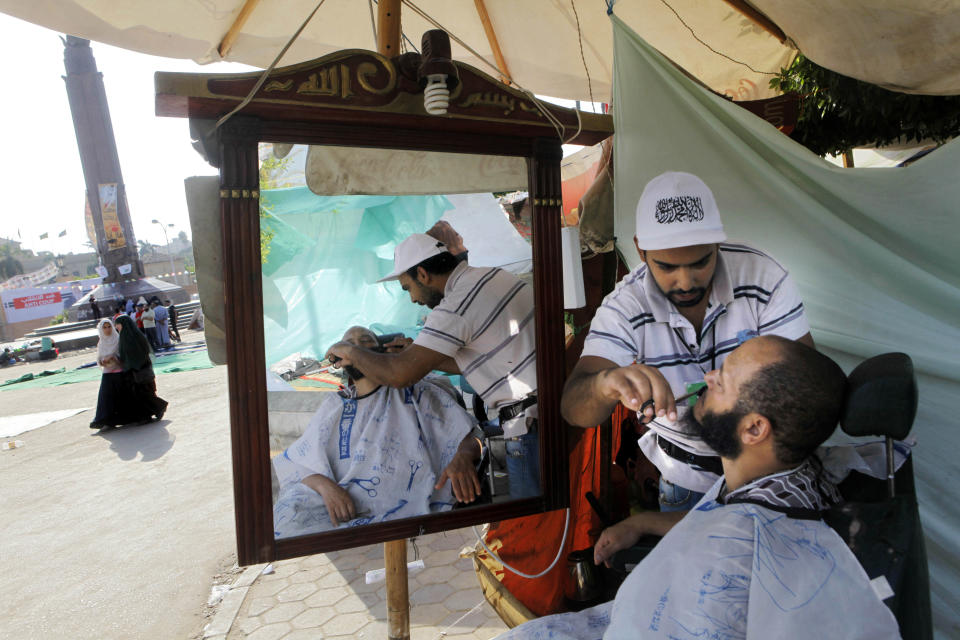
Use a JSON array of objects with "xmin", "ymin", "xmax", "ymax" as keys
[
  {"xmin": 325, "ymin": 233, "xmax": 539, "ymax": 499},
  {"xmin": 561, "ymin": 171, "xmax": 814, "ymax": 510}
]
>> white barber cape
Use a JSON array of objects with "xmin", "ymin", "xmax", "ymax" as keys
[
  {"xmin": 273, "ymin": 379, "xmax": 475, "ymax": 538},
  {"xmin": 496, "ymin": 447, "xmax": 903, "ymax": 640}
]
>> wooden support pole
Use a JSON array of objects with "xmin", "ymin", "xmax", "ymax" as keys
[
  {"xmin": 473, "ymin": 0, "xmax": 513, "ymax": 85},
  {"xmin": 385, "ymin": 539, "xmax": 410, "ymax": 640},
  {"xmin": 720, "ymin": 0, "xmax": 788, "ymax": 44},
  {"xmin": 377, "ymin": 0, "xmax": 402, "ymax": 57},
  {"xmin": 843, "ymin": 150, "xmax": 855, "ymax": 168},
  {"xmin": 218, "ymin": 0, "xmax": 264, "ymax": 58}
]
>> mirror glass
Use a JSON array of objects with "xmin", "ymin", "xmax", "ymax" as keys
[{"xmin": 258, "ymin": 143, "xmax": 542, "ymax": 540}]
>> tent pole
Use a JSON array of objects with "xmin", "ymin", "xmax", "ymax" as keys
[
  {"xmin": 377, "ymin": 0, "xmax": 402, "ymax": 56},
  {"xmin": 217, "ymin": 0, "xmax": 264, "ymax": 58},
  {"xmin": 473, "ymin": 0, "xmax": 513, "ymax": 85},
  {"xmin": 378, "ymin": 6, "xmax": 408, "ymax": 637},
  {"xmin": 385, "ymin": 539, "xmax": 410, "ymax": 640},
  {"xmin": 720, "ymin": 0, "xmax": 787, "ymax": 44}
]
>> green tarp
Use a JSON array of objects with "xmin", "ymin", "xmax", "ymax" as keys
[
  {"xmin": 612, "ymin": 15, "xmax": 960, "ymax": 635},
  {"xmin": 0, "ymin": 350, "xmax": 213, "ymax": 391},
  {"xmin": 259, "ymin": 189, "xmax": 451, "ymax": 367}
]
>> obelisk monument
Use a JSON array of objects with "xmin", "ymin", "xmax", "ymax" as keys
[{"xmin": 62, "ymin": 36, "xmax": 143, "ymax": 283}]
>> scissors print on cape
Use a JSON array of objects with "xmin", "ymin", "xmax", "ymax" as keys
[
  {"xmin": 342, "ymin": 476, "xmax": 381, "ymax": 497},
  {"xmin": 407, "ymin": 460, "xmax": 423, "ymax": 490}
]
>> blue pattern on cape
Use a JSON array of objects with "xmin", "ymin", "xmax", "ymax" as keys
[
  {"xmin": 495, "ymin": 447, "xmax": 902, "ymax": 639},
  {"xmin": 273, "ymin": 377, "xmax": 475, "ymax": 538}
]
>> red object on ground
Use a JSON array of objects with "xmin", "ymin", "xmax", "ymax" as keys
[{"xmin": 479, "ymin": 403, "xmax": 632, "ymax": 616}]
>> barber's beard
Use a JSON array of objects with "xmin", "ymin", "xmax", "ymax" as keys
[
  {"xmin": 417, "ymin": 282, "xmax": 444, "ymax": 309},
  {"xmin": 681, "ymin": 406, "xmax": 745, "ymax": 459},
  {"xmin": 652, "ymin": 273, "xmax": 714, "ymax": 308},
  {"xmin": 668, "ymin": 288, "xmax": 707, "ymax": 308}
]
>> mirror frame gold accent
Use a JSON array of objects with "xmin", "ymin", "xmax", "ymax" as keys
[{"xmin": 156, "ymin": 48, "xmax": 613, "ymax": 564}]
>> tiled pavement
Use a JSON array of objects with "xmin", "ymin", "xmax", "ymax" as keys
[{"xmin": 205, "ymin": 527, "xmax": 510, "ymax": 640}]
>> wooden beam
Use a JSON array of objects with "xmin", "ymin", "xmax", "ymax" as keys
[
  {"xmin": 720, "ymin": 0, "xmax": 788, "ymax": 44},
  {"xmin": 473, "ymin": 0, "xmax": 513, "ymax": 85},
  {"xmin": 385, "ymin": 539, "xmax": 410, "ymax": 640},
  {"xmin": 217, "ymin": 0, "xmax": 264, "ymax": 58},
  {"xmin": 377, "ymin": 0, "xmax": 402, "ymax": 57}
]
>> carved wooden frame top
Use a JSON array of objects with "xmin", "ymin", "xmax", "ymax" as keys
[{"xmin": 157, "ymin": 48, "xmax": 612, "ymax": 564}]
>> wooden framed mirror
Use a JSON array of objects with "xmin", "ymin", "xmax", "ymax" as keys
[{"xmin": 156, "ymin": 44, "xmax": 612, "ymax": 565}]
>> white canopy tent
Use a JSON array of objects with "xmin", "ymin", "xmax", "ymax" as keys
[{"xmin": 3, "ymin": 0, "xmax": 959, "ymax": 103}]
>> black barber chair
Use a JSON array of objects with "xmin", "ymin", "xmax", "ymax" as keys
[{"xmin": 824, "ymin": 352, "xmax": 932, "ymax": 640}]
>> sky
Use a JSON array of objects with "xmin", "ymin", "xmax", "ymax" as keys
[
  {"xmin": 0, "ymin": 13, "xmax": 256, "ymax": 257},
  {"xmin": 0, "ymin": 12, "xmax": 593, "ymax": 260}
]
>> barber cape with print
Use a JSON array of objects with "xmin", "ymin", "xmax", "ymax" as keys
[
  {"xmin": 496, "ymin": 452, "xmax": 901, "ymax": 640},
  {"xmin": 272, "ymin": 377, "xmax": 475, "ymax": 538}
]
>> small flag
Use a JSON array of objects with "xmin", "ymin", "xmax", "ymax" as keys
[
  {"xmin": 58, "ymin": 229, "xmax": 67, "ymax": 237},
  {"xmin": 39, "ymin": 232, "xmax": 48, "ymax": 239}
]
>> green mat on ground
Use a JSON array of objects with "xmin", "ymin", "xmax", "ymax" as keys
[
  {"xmin": 0, "ymin": 368, "xmax": 66, "ymax": 387},
  {"xmin": 0, "ymin": 350, "xmax": 214, "ymax": 391}
]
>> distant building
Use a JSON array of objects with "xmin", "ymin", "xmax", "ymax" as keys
[
  {"xmin": 141, "ymin": 253, "xmax": 189, "ymax": 285},
  {"xmin": 56, "ymin": 252, "xmax": 100, "ymax": 280}
]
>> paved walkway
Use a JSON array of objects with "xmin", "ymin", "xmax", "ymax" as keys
[
  {"xmin": 1, "ymin": 334, "xmax": 513, "ymax": 639},
  {"xmin": 1, "ymin": 332, "xmax": 237, "ymax": 639},
  {"xmin": 205, "ymin": 527, "xmax": 509, "ymax": 640}
]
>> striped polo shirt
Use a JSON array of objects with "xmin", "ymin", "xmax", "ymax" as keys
[
  {"xmin": 581, "ymin": 243, "xmax": 810, "ymax": 491},
  {"xmin": 414, "ymin": 261, "xmax": 537, "ymax": 437}
]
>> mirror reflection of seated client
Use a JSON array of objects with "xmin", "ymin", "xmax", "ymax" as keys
[
  {"xmin": 495, "ymin": 336, "xmax": 899, "ymax": 640},
  {"xmin": 326, "ymin": 234, "xmax": 539, "ymax": 499},
  {"xmin": 273, "ymin": 326, "xmax": 483, "ymax": 538}
]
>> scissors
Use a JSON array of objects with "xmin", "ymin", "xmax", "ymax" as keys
[
  {"xmin": 636, "ymin": 386, "xmax": 705, "ymax": 421},
  {"xmin": 344, "ymin": 476, "xmax": 381, "ymax": 497},
  {"xmin": 407, "ymin": 460, "xmax": 423, "ymax": 490}
]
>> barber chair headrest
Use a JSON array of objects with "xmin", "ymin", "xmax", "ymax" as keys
[{"xmin": 841, "ymin": 352, "xmax": 917, "ymax": 440}]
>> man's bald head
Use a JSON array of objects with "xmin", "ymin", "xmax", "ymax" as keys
[
  {"xmin": 342, "ymin": 326, "xmax": 378, "ymax": 347},
  {"xmin": 738, "ymin": 336, "xmax": 847, "ymax": 464}
]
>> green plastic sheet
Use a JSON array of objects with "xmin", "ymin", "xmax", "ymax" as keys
[
  {"xmin": 259, "ymin": 189, "xmax": 451, "ymax": 367},
  {"xmin": 0, "ymin": 351, "xmax": 213, "ymax": 391},
  {"xmin": 612, "ymin": 15, "xmax": 960, "ymax": 634}
]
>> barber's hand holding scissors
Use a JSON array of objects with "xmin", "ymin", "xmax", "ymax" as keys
[
  {"xmin": 436, "ymin": 451, "xmax": 482, "ymax": 503},
  {"xmin": 324, "ymin": 342, "xmax": 354, "ymax": 368},
  {"xmin": 302, "ymin": 474, "xmax": 356, "ymax": 526},
  {"xmin": 596, "ymin": 363, "xmax": 677, "ymax": 423}
]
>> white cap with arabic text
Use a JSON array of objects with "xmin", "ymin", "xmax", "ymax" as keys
[
  {"xmin": 377, "ymin": 233, "xmax": 449, "ymax": 283},
  {"xmin": 635, "ymin": 172, "xmax": 727, "ymax": 250}
]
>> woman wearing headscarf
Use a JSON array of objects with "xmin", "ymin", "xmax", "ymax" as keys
[
  {"xmin": 115, "ymin": 314, "xmax": 168, "ymax": 422},
  {"xmin": 89, "ymin": 318, "xmax": 125, "ymax": 430}
]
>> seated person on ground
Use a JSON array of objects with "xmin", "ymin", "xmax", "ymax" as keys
[
  {"xmin": 273, "ymin": 326, "xmax": 483, "ymax": 538},
  {"xmin": 497, "ymin": 336, "xmax": 900, "ymax": 640}
]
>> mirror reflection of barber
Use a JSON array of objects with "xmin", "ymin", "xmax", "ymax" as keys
[
  {"xmin": 272, "ymin": 326, "xmax": 483, "ymax": 537},
  {"xmin": 562, "ymin": 172, "xmax": 815, "ymax": 511},
  {"xmin": 326, "ymin": 232, "xmax": 539, "ymax": 499}
]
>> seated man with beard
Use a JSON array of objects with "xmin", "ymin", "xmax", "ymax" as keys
[
  {"xmin": 496, "ymin": 336, "xmax": 899, "ymax": 640},
  {"xmin": 273, "ymin": 326, "xmax": 483, "ymax": 538}
]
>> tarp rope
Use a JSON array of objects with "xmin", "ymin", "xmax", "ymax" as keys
[{"xmin": 212, "ymin": 0, "xmax": 330, "ymax": 132}]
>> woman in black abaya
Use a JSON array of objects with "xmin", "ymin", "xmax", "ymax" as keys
[{"xmin": 115, "ymin": 314, "xmax": 168, "ymax": 422}]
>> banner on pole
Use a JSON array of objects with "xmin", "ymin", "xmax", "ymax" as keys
[{"xmin": 98, "ymin": 183, "xmax": 126, "ymax": 249}]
